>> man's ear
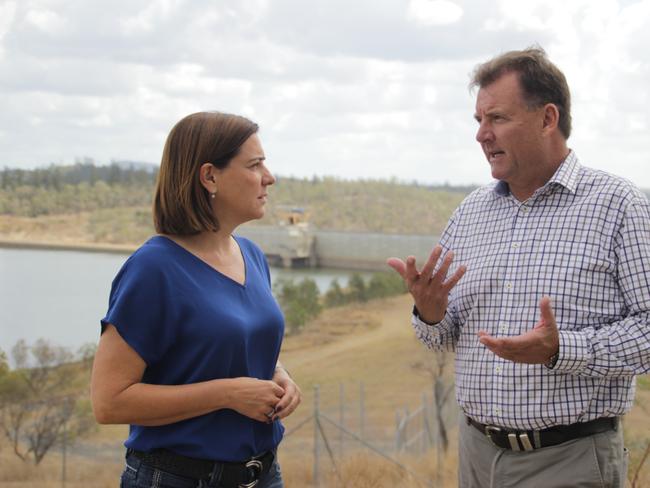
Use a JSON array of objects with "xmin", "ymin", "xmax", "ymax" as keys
[{"xmin": 542, "ymin": 103, "xmax": 560, "ymax": 133}]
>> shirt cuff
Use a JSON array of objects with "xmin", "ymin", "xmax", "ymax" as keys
[
  {"xmin": 412, "ymin": 305, "xmax": 440, "ymax": 326},
  {"xmin": 551, "ymin": 331, "xmax": 590, "ymax": 373}
]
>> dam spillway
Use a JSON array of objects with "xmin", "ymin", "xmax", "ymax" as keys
[{"xmin": 236, "ymin": 224, "xmax": 437, "ymax": 271}]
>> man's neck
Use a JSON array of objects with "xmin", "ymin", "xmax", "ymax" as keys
[{"xmin": 509, "ymin": 146, "xmax": 570, "ymax": 202}]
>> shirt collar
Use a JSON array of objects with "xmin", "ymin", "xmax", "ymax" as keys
[
  {"xmin": 491, "ymin": 150, "xmax": 581, "ymax": 197},
  {"xmin": 546, "ymin": 150, "xmax": 580, "ymax": 194}
]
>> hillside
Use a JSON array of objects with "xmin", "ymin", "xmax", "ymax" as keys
[
  {"xmin": 0, "ymin": 164, "xmax": 472, "ymax": 246},
  {"xmin": 2, "ymin": 295, "xmax": 648, "ymax": 487}
]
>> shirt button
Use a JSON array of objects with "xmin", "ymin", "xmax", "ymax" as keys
[
  {"xmin": 494, "ymin": 406, "xmax": 502, "ymax": 415},
  {"xmin": 504, "ymin": 282, "xmax": 512, "ymax": 291},
  {"xmin": 499, "ymin": 323, "xmax": 509, "ymax": 333},
  {"xmin": 521, "ymin": 206, "xmax": 529, "ymax": 213},
  {"xmin": 511, "ymin": 242, "xmax": 520, "ymax": 249},
  {"xmin": 495, "ymin": 365, "xmax": 502, "ymax": 374}
]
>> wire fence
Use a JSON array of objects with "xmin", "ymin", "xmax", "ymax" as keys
[
  {"xmin": 281, "ymin": 382, "xmax": 458, "ymax": 487},
  {"xmin": 46, "ymin": 380, "xmax": 457, "ymax": 487}
]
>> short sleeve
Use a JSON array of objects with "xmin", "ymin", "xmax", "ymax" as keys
[{"xmin": 100, "ymin": 252, "xmax": 178, "ymax": 366}]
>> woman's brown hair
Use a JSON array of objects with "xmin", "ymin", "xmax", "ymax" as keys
[{"xmin": 153, "ymin": 111, "xmax": 259, "ymax": 235}]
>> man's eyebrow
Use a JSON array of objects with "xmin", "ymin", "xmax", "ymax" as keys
[{"xmin": 247, "ymin": 156, "xmax": 266, "ymax": 163}]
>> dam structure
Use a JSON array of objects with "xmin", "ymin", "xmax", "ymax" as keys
[{"xmin": 236, "ymin": 223, "xmax": 436, "ymax": 271}]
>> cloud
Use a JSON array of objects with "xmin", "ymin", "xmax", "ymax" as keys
[
  {"xmin": 0, "ymin": 0, "xmax": 648, "ymax": 188},
  {"xmin": 407, "ymin": 0, "xmax": 464, "ymax": 26}
]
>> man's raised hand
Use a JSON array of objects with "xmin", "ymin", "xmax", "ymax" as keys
[{"xmin": 387, "ymin": 245, "xmax": 467, "ymax": 324}]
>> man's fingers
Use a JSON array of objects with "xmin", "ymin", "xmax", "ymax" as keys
[
  {"xmin": 432, "ymin": 250, "xmax": 455, "ymax": 283},
  {"xmin": 404, "ymin": 256, "xmax": 419, "ymax": 283},
  {"xmin": 420, "ymin": 245, "xmax": 442, "ymax": 279},
  {"xmin": 539, "ymin": 296, "xmax": 555, "ymax": 325},
  {"xmin": 442, "ymin": 265, "xmax": 467, "ymax": 292},
  {"xmin": 386, "ymin": 257, "xmax": 406, "ymax": 278}
]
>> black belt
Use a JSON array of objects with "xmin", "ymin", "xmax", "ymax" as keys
[
  {"xmin": 466, "ymin": 416, "xmax": 617, "ymax": 451},
  {"xmin": 127, "ymin": 448, "xmax": 274, "ymax": 487}
]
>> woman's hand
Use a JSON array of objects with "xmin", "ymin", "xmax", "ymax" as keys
[
  {"xmin": 270, "ymin": 366, "xmax": 302, "ymax": 421},
  {"xmin": 228, "ymin": 378, "xmax": 285, "ymax": 423}
]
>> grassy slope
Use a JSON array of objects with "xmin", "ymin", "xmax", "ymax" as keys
[
  {"xmin": 0, "ymin": 178, "xmax": 469, "ymax": 246},
  {"xmin": 2, "ymin": 294, "xmax": 648, "ymax": 487}
]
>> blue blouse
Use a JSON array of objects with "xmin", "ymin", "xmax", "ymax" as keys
[{"xmin": 101, "ymin": 235, "xmax": 285, "ymax": 462}]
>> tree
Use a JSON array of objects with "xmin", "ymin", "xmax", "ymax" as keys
[
  {"xmin": 0, "ymin": 339, "xmax": 95, "ymax": 465},
  {"xmin": 411, "ymin": 350, "xmax": 455, "ymax": 454},
  {"xmin": 324, "ymin": 279, "xmax": 347, "ymax": 307},
  {"xmin": 367, "ymin": 272, "xmax": 406, "ymax": 299},
  {"xmin": 76, "ymin": 342, "xmax": 97, "ymax": 371},
  {"xmin": 274, "ymin": 278, "xmax": 322, "ymax": 334},
  {"xmin": 348, "ymin": 273, "xmax": 368, "ymax": 303}
]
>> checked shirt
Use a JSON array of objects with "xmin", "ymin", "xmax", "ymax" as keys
[{"xmin": 412, "ymin": 151, "xmax": 650, "ymax": 430}]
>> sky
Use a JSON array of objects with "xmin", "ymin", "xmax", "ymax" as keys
[{"xmin": 0, "ymin": 0, "xmax": 649, "ymax": 187}]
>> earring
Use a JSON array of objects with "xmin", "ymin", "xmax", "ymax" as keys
[{"xmin": 210, "ymin": 191, "xmax": 216, "ymax": 199}]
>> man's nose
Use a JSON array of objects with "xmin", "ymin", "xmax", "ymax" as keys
[{"xmin": 475, "ymin": 121, "xmax": 492, "ymax": 143}]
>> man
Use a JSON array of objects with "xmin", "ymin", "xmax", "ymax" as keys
[{"xmin": 388, "ymin": 47, "xmax": 650, "ymax": 487}]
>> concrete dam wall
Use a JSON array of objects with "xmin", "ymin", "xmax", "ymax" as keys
[{"xmin": 236, "ymin": 224, "xmax": 437, "ymax": 271}]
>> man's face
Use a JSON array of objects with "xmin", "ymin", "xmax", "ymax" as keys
[{"xmin": 474, "ymin": 71, "xmax": 547, "ymax": 193}]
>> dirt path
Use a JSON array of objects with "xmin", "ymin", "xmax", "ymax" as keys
[{"xmin": 284, "ymin": 294, "xmax": 413, "ymax": 369}]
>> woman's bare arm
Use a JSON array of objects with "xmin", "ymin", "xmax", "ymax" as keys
[{"xmin": 90, "ymin": 325, "xmax": 284, "ymax": 426}]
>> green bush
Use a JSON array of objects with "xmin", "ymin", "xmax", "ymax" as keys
[
  {"xmin": 324, "ymin": 272, "xmax": 407, "ymax": 309},
  {"xmin": 324, "ymin": 279, "xmax": 348, "ymax": 307},
  {"xmin": 348, "ymin": 273, "xmax": 368, "ymax": 303},
  {"xmin": 367, "ymin": 272, "xmax": 407, "ymax": 299},
  {"xmin": 274, "ymin": 278, "xmax": 322, "ymax": 335}
]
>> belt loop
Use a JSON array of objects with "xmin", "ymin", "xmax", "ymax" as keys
[
  {"xmin": 208, "ymin": 461, "xmax": 223, "ymax": 486},
  {"xmin": 518, "ymin": 433, "xmax": 534, "ymax": 451},
  {"xmin": 533, "ymin": 430, "xmax": 542, "ymax": 449},
  {"xmin": 507, "ymin": 433, "xmax": 521, "ymax": 451}
]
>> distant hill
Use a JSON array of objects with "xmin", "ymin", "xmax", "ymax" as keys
[
  {"xmin": 1, "ymin": 164, "xmax": 648, "ymax": 245},
  {"xmin": 0, "ymin": 164, "xmax": 472, "ymax": 238}
]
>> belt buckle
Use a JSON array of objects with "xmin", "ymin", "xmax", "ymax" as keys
[{"xmin": 239, "ymin": 459, "xmax": 263, "ymax": 488}]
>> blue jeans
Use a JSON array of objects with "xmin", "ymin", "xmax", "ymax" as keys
[{"xmin": 120, "ymin": 451, "xmax": 283, "ymax": 488}]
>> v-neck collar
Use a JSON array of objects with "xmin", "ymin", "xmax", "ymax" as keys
[{"xmin": 155, "ymin": 235, "xmax": 248, "ymax": 288}]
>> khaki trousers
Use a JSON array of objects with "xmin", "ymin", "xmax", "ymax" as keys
[{"xmin": 458, "ymin": 416, "xmax": 628, "ymax": 488}]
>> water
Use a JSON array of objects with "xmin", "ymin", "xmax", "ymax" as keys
[{"xmin": 0, "ymin": 247, "xmax": 369, "ymax": 355}]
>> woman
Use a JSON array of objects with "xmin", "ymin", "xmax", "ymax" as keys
[{"xmin": 91, "ymin": 111, "xmax": 301, "ymax": 488}]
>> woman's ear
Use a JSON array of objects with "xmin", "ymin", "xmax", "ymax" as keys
[{"xmin": 198, "ymin": 163, "xmax": 218, "ymax": 193}]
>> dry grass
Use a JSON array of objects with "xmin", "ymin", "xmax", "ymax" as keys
[
  {"xmin": 1, "ymin": 294, "xmax": 648, "ymax": 487},
  {"xmin": 0, "ymin": 445, "xmax": 122, "ymax": 488}
]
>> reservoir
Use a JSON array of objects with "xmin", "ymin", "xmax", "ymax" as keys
[{"xmin": 0, "ymin": 247, "xmax": 372, "ymax": 355}]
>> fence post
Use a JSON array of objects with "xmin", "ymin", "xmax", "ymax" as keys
[
  {"xmin": 61, "ymin": 419, "xmax": 67, "ymax": 488},
  {"xmin": 395, "ymin": 410, "xmax": 401, "ymax": 452},
  {"xmin": 313, "ymin": 385, "xmax": 320, "ymax": 487},
  {"xmin": 359, "ymin": 381, "xmax": 365, "ymax": 442},
  {"xmin": 339, "ymin": 383, "xmax": 345, "ymax": 457},
  {"xmin": 404, "ymin": 407, "xmax": 409, "ymax": 454},
  {"xmin": 433, "ymin": 386, "xmax": 442, "ymax": 488}
]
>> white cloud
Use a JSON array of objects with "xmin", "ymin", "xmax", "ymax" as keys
[
  {"xmin": 24, "ymin": 8, "xmax": 66, "ymax": 34},
  {"xmin": 0, "ymin": 0, "xmax": 648, "ymax": 188},
  {"xmin": 407, "ymin": 0, "xmax": 463, "ymax": 26}
]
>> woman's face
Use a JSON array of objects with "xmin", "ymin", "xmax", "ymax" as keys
[{"xmin": 212, "ymin": 133, "xmax": 275, "ymax": 225}]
